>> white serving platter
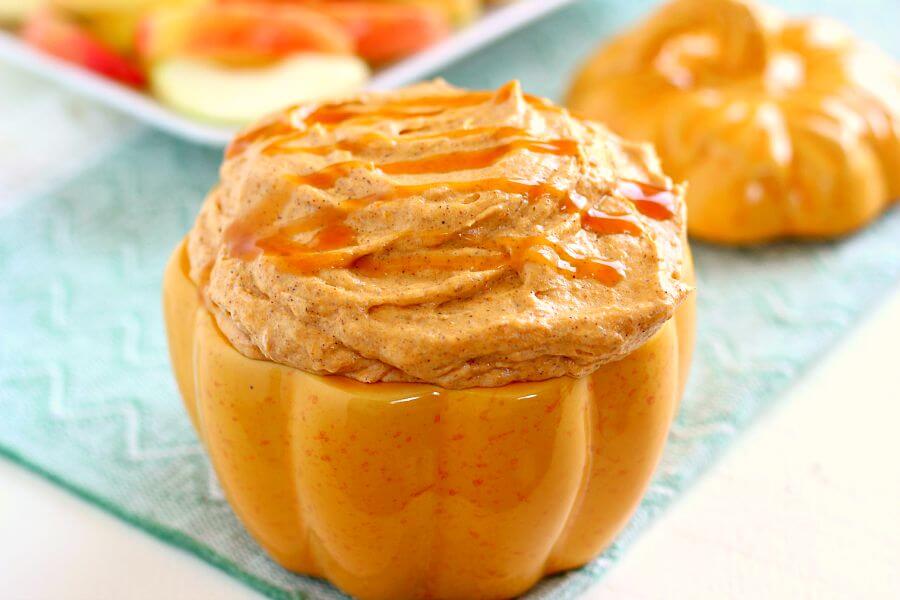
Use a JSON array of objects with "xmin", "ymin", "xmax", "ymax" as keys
[{"xmin": 0, "ymin": 0, "xmax": 575, "ymax": 147}]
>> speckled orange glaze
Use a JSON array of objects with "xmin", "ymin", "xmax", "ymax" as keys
[
  {"xmin": 163, "ymin": 240, "xmax": 695, "ymax": 600},
  {"xmin": 568, "ymin": 0, "xmax": 900, "ymax": 244}
]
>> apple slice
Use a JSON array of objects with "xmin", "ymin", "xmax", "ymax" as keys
[
  {"xmin": 0, "ymin": 0, "xmax": 43, "ymax": 25},
  {"xmin": 379, "ymin": 0, "xmax": 480, "ymax": 27},
  {"xmin": 47, "ymin": 0, "xmax": 203, "ymax": 50},
  {"xmin": 22, "ymin": 9, "xmax": 147, "ymax": 87},
  {"xmin": 302, "ymin": 1, "xmax": 452, "ymax": 63},
  {"xmin": 216, "ymin": 0, "xmax": 479, "ymax": 28},
  {"xmin": 137, "ymin": 3, "xmax": 353, "ymax": 64},
  {"xmin": 150, "ymin": 53, "xmax": 369, "ymax": 124},
  {"xmin": 215, "ymin": 1, "xmax": 452, "ymax": 63},
  {"xmin": 49, "ymin": 0, "xmax": 191, "ymax": 13},
  {"xmin": 81, "ymin": 11, "xmax": 143, "ymax": 53}
]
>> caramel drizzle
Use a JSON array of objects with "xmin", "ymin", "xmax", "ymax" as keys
[
  {"xmin": 224, "ymin": 98, "xmax": 676, "ymax": 284},
  {"xmin": 299, "ymin": 86, "xmax": 561, "ymax": 129},
  {"xmin": 228, "ymin": 174, "xmax": 671, "ymax": 285},
  {"xmin": 617, "ymin": 180, "xmax": 676, "ymax": 220},
  {"xmin": 257, "ymin": 226, "xmax": 626, "ymax": 286},
  {"xmin": 268, "ymin": 126, "xmax": 535, "ymax": 158},
  {"xmin": 282, "ymin": 137, "xmax": 579, "ymax": 191},
  {"xmin": 226, "ymin": 82, "xmax": 560, "ymax": 158},
  {"xmin": 354, "ymin": 235, "xmax": 627, "ymax": 286}
]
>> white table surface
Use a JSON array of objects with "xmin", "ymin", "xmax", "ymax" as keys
[{"xmin": 2, "ymin": 284, "xmax": 898, "ymax": 599}]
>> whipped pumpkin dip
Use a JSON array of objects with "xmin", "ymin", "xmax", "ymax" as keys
[
  {"xmin": 164, "ymin": 81, "xmax": 695, "ymax": 600},
  {"xmin": 187, "ymin": 80, "xmax": 690, "ymax": 388}
]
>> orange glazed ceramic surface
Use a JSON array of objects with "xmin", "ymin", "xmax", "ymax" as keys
[
  {"xmin": 568, "ymin": 0, "xmax": 900, "ymax": 244},
  {"xmin": 163, "ymin": 241, "xmax": 695, "ymax": 600},
  {"xmin": 165, "ymin": 82, "xmax": 695, "ymax": 599}
]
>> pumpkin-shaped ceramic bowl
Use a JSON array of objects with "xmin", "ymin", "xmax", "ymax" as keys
[
  {"xmin": 163, "ymin": 240, "xmax": 695, "ymax": 599},
  {"xmin": 568, "ymin": 0, "xmax": 900, "ymax": 244}
]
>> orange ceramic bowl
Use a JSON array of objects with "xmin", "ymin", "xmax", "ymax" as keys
[{"xmin": 163, "ymin": 240, "xmax": 695, "ymax": 599}]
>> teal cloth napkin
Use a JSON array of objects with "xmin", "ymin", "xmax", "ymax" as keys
[{"xmin": 1, "ymin": 1, "xmax": 898, "ymax": 598}]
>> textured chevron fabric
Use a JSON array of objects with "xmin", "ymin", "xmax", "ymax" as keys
[{"xmin": 1, "ymin": 1, "xmax": 899, "ymax": 599}]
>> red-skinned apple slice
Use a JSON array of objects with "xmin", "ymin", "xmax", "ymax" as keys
[
  {"xmin": 307, "ymin": 1, "xmax": 452, "ymax": 63},
  {"xmin": 22, "ymin": 9, "xmax": 146, "ymax": 87},
  {"xmin": 136, "ymin": 3, "xmax": 353, "ymax": 63},
  {"xmin": 216, "ymin": 1, "xmax": 452, "ymax": 63}
]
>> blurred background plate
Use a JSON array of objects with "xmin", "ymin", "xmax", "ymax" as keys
[{"xmin": 0, "ymin": 0, "xmax": 575, "ymax": 147}]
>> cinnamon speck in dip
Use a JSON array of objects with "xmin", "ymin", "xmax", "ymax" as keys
[{"xmin": 187, "ymin": 80, "xmax": 690, "ymax": 388}]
